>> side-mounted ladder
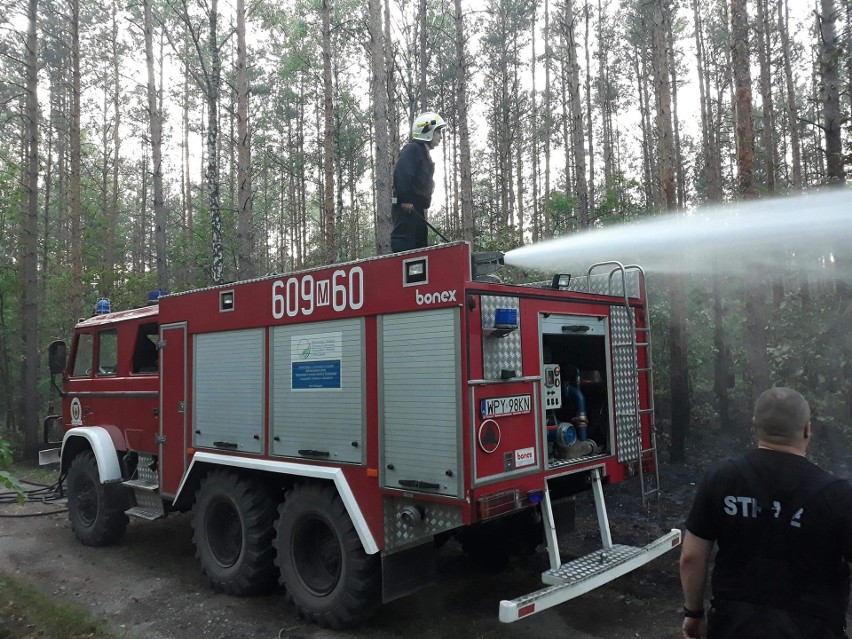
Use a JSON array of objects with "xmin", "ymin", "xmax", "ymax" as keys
[
  {"xmin": 589, "ymin": 262, "xmax": 661, "ymax": 505},
  {"xmin": 498, "ymin": 468, "xmax": 681, "ymax": 622}
]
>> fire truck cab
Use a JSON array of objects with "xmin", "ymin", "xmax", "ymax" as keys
[{"xmin": 44, "ymin": 242, "xmax": 679, "ymax": 628}]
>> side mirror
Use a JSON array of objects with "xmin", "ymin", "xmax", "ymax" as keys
[
  {"xmin": 43, "ymin": 415, "xmax": 63, "ymax": 445},
  {"xmin": 48, "ymin": 340, "xmax": 67, "ymax": 376}
]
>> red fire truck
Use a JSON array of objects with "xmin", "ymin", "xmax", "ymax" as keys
[{"xmin": 42, "ymin": 242, "xmax": 679, "ymax": 628}]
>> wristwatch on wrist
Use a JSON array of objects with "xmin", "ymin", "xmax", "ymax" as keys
[{"xmin": 682, "ymin": 605, "xmax": 705, "ymax": 619}]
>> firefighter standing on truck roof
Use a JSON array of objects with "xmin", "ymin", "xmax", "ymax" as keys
[{"xmin": 391, "ymin": 112, "xmax": 446, "ymax": 253}]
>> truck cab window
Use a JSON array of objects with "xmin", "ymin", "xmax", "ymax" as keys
[
  {"xmin": 132, "ymin": 323, "xmax": 159, "ymax": 373},
  {"xmin": 98, "ymin": 329, "xmax": 118, "ymax": 375},
  {"xmin": 72, "ymin": 333, "xmax": 94, "ymax": 377}
]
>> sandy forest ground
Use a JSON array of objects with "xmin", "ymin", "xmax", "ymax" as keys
[{"xmin": 1, "ymin": 423, "xmax": 850, "ymax": 639}]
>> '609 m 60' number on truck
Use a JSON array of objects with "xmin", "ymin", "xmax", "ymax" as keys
[{"xmin": 271, "ymin": 266, "xmax": 364, "ymax": 319}]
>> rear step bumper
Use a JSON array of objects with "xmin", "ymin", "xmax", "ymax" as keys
[{"xmin": 498, "ymin": 528, "xmax": 681, "ymax": 622}]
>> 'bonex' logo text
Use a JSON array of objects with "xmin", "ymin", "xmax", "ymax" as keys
[{"xmin": 416, "ymin": 288, "xmax": 457, "ymax": 305}]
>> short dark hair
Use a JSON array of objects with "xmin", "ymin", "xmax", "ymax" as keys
[{"xmin": 752, "ymin": 387, "xmax": 811, "ymax": 444}]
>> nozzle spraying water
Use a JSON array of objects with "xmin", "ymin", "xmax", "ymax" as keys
[{"xmin": 503, "ymin": 189, "xmax": 852, "ymax": 279}]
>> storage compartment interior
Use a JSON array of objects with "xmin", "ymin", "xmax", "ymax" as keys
[{"xmin": 541, "ymin": 327, "xmax": 612, "ymax": 463}]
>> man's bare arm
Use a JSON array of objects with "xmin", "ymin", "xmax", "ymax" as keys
[{"xmin": 679, "ymin": 531, "xmax": 714, "ymax": 639}]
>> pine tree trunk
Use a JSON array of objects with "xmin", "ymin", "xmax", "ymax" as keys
[
  {"xmin": 236, "ymin": 0, "xmax": 254, "ymax": 278},
  {"xmin": 564, "ymin": 0, "xmax": 588, "ymax": 227},
  {"xmin": 733, "ymin": 0, "xmax": 770, "ymax": 398},
  {"xmin": 693, "ymin": 0, "xmax": 731, "ymax": 431},
  {"xmin": 713, "ymin": 275, "xmax": 734, "ymax": 432},
  {"xmin": 848, "ymin": 0, "xmax": 852, "ymax": 125},
  {"xmin": 530, "ymin": 6, "xmax": 539, "ymax": 243},
  {"xmin": 584, "ymin": 1, "xmax": 594, "ymax": 217},
  {"xmin": 560, "ymin": 39, "xmax": 572, "ymax": 206},
  {"xmin": 756, "ymin": 0, "xmax": 777, "ymax": 193},
  {"xmin": 321, "ymin": 0, "xmax": 335, "ymax": 262},
  {"xmin": 513, "ymin": 34, "xmax": 524, "ymax": 242},
  {"xmin": 332, "ymin": 62, "xmax": 345, "ymax": 260},
  {"xmin": 418, "ymin": 0, "xmax": 427, "ymax": 110},
  {"xmin": 144, "ymin": 0, "xmax": 168, "ymax": 291},
  {"xmin": 544, "ymin": 0, "xmax": 552, "ymax": 236},
  {"xmin": 137, "ymin": 151, "xmax": 148, "ymax": 275},
  {"xmin": 369, "ymin": 0, "xmax": 391, "ymax": 254},
  {"xmin": 21, "ymin": 0, "xmax": 40, "ymax": 460},
  {"xmin": 818, "ymin": 0, "xmax": 844, "ymax": 184},
  {"xmin": 207, "ymin": 0, "xmax": 223, "ymax": 284},
  {"xmin": 667, "ymin": 13, "xmax": 685, "ymax": 207},
  {"xmin": 598, "ymin": 0, "xmax": 613, "ymax": 189},
  {"xmin": 384, "ymin": 0, "xmax": 399, "ymax": 165},
  {"xmin": 732, "ymin": 0, "xmax": 757, "ymax": 199},
  {"xmin": 452, "ymin": 0, "xmax": 474, "ymax": 244},
  {"xmin": 69, "ymin": 0, "xmax": 83, "ymax": 317},
  {"xmin": 40, "ymin": 102, "xmax": 53, "ymax": 302},
  {"xmin": 104, "ymin": 0, "xmax": 121, "ymax": 298},
  {"xmin": 182, "ymin": 48, "xmax": 194, "ymax": 286},
  {"xmin": 635, "ymin": 49, "xmax": 654, "ymax": 208},
  {"xmin": 652, "ymin": 0, "xmax": 688, "ymax": 463}
]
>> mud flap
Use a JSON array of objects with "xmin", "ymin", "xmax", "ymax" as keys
[
  {"xmin": 498, "ymin": 528, "xmax": 681, "ymax": 622},
  {"xmin": 382, "ymin": 540, "xmax": 438, "ymax": 603}
]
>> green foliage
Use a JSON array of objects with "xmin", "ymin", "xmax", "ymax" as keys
[
  {"xmin": 0, "ymin": 437, "xmax": 24, "ymax": 504},
  {"xmin": 547, "ymin": 191, "xmax": 580, "ymax": 236}
]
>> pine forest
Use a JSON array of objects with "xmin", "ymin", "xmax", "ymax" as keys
[{"xmin": 2, "ymin": 0, "xmax": 851, "ymax": 462}]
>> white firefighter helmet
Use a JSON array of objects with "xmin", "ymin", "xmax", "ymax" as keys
[{"xmin": 411, "ymin": 112, "xmax": 446, "ymax": 142}]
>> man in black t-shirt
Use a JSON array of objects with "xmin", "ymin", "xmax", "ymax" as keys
[{"xmin": 680, "ymin": 387, "xmax": 852, "ymax": 639}]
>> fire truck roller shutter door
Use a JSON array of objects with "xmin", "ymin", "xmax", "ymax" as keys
[
  {"xmin": 270, "ymin": 318, "xmax": 365, "ymax": 463},
  {"xmin": 274, "ymin": 481, "xmax": 380, "ymax": 629},
  {"xmin": 380, "ymin": 308, "xmax": 461, "ymax": 497},
  {"xmin": 192, "ymin": 469, "xmax": 279, "ymax": 595},
  {"xmin": 193, "ymin": 329, "xmax": 264, "ymax": 454}
]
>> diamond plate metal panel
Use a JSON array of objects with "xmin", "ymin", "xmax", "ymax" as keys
[
  {"xmin": 480, "ymin": 295, "xmax": 522, "ymax": 380},
  {"xmin": 136, "ymin": 453, "xmax": 158, "ymax": 487},
  {"xmin": 611, "ymin": 307, "xmax": 640, "ymax": 463},
  {"xmin": 568, "ymin": 271, "xmax": 640, "ymax": 298},
  {"xmin": 542, "ymin": 544, "xmax": 645, "ymax": 583},
  {"xmin": 383, "ymin": 496, "xmax": 464, "ymax": 551}
]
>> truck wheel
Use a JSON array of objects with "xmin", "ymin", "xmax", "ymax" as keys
[
  {"xmin": 67, "ymin": 450, "xmax": 128, "ymax": 547},
  {"xmin": 275, "ymin": 482, "xmax": 379, "ymax": 628},
  {"xmin": 192, "ymin": 470, "xmax": 278, "ymax": 596}
]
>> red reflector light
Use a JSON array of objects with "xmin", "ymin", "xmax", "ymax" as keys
[{"xmin": 518, "ymin": 603, "xmax": 536, "ymax": 618}]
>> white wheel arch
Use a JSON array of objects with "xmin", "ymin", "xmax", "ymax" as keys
[
  {"xmin": 175, "ymin": 452, "xmax": 379, "ymax": 555},
  {"xmin": 61, "ymin": 427, "xmax": 123, "ymax": 484}
]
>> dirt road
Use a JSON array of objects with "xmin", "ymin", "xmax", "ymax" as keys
[
  {"xmin": 5, "ymin": 424, "xmax": 851, "ymax": 639},
  {"xmin": 0, "ymin": 480, "xmax": 687, "ymax": 639}
]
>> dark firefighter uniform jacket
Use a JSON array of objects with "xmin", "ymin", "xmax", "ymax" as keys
[{"xmin": 391, "ymin": 140, "xmax": 435, "ymax": 252}]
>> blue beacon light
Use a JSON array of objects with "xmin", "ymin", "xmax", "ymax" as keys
[{"xmin": 494, "ymin": 308, "xmax": 518, "ymax": 329}]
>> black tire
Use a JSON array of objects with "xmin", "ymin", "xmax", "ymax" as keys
[
  {"xmin": 67, "ymin": 450, "xmax": 128, "ymax": 547},
  {"xmin": 275, "ymin": 482, "xmax": 380, "ymax": 629},
  {"xmin": 192, "ymin": 470, "xmax": 279, "ymax": 596}
]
